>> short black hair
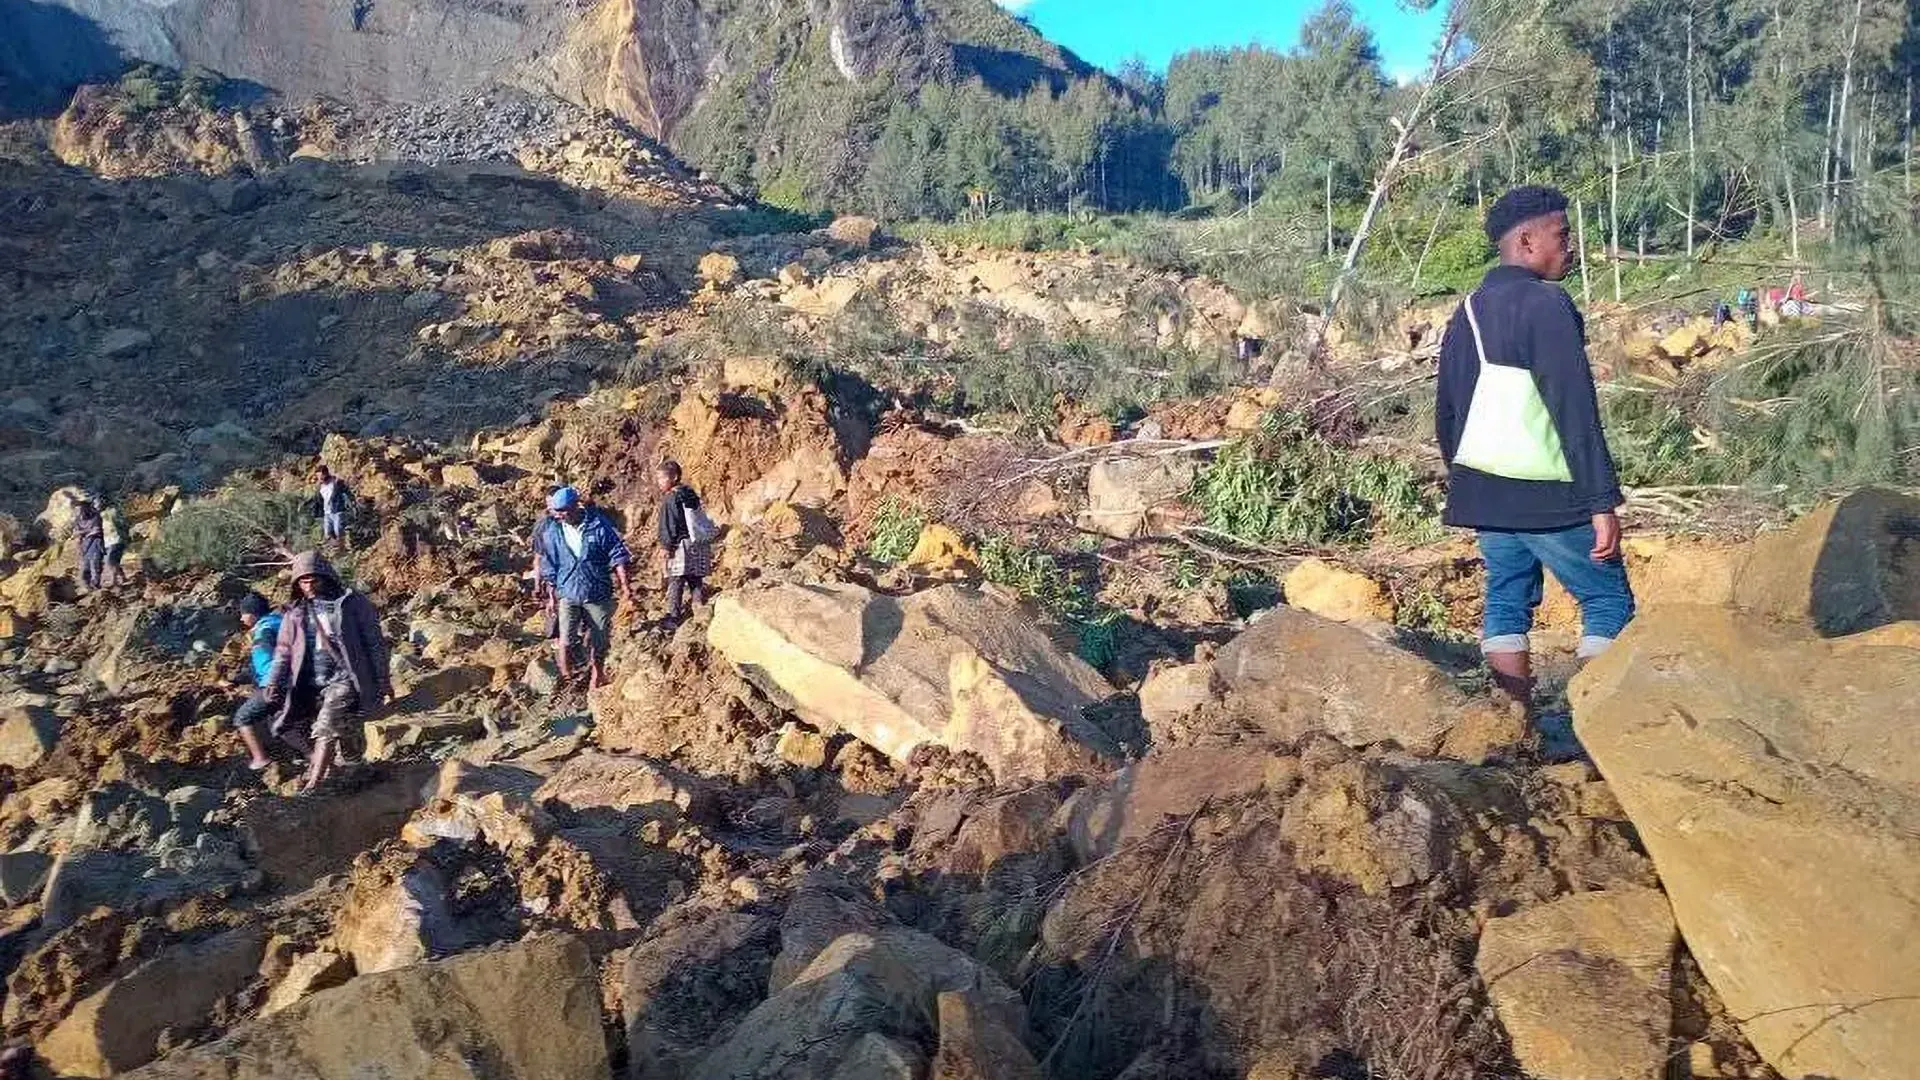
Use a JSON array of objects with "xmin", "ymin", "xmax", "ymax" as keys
[
  {"xmin": 239, "ymin": 591, "xmax": 271, "ymax": 618},
  {"xmin": 659, "ymin": 460, "xmax": 682, "ymax": 482},
  {"xmin": 1485, "ymin": 185, "xmax": 1571, "ymax": 245}
]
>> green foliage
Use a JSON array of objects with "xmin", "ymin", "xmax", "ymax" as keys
[
  {"xmin": 147, "ymin": 491, "xmax": 316, "ymax": 575},
  {"xmin": 1194, "ymin": 412, "xmax": 1443, "ymax": 548},
  {"xmin": 110, "ymin": 63, "xmax": 226, "ymax": 117},
  {"xmin": 864, "ymin": 499, "xmax": 926, "ymax": 565},
  {"xmin": 978, "ymin": 535, "xmax": 1120, "ymax": 667}
]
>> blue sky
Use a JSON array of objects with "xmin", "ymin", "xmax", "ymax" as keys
[{"xmin": 997, "ymin": 0, "xmax": 1448, "ymax": 83}]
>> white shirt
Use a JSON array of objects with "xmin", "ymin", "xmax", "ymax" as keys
[{"xmin": 560, "ymin": 520, "xmax": 585, "ymax": 559}]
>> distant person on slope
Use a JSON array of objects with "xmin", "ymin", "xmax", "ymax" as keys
[
  {"xmin": 99, "ymin": 498, "xmax": 129, "ymax": 588},
  {"xmin": 535, "ymin": 486, "xmax": 636, "ymax": 690},
  {"xmin": 654, "ymin": 461, "xmax": 714, "ymax": 628},
  {"xmin": 310, "ymin": 464, "xmax": 355, "ymax": 549},
  {"xmin": 1435, "ymin": 185, "xmax": 1635, "ymax": 708},
  {"xmin": 263, "ymin": 551, "xmax": 391, "ymax": 793},
  {"xmin": 68, "ymin": 491, "xmax": 107, "ymax": 593},
  {"xmin": 231, "ymin": 591, "xmax": 306, "ymax": 772}
]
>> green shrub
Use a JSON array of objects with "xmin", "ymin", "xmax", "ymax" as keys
[
  {"xmin": 147, "ymin": 490, "xmax": 317, "ymax": 574},
  {"xmin": 1193, "ymin": 411, "xmax": 1442, "ymax": 548},
  {"xmin": 865, "ymin": 499, "xmax": 926, "ymax": 564}
]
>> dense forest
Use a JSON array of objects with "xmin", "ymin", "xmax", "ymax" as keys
[{"xmin": 702, "ymin": 0, "xmax": 1920, "ymax": 270}]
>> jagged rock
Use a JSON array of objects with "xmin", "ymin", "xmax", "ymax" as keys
[
  {"xmin": 1572, "ymin": 605, "xmax": 1920, "ymax": 1080},
  {"xmin": 263, "ymin": 949, "xmax": 353, "ymax": 1015},
  {"xmin": 39, "ymin": 926, "xmax": 267, "ymax": 1077},
  {"xmin": 1135, "ymin": 661, "xmax": 1219, "ymax": 733},
  {"xmin": 1214, "ymin": 606, "xmax": 1496, "ymax": 755},
  {"xmin": 770, "ymin": 872, "xmax": 894, "ymax": 993},
  {"xmin": 699, "ymin": 252, "xmax": 742, "ymax": 287},
  {"xmin": 708, "ymin": 583, "xmax": 1117, "ymax": 782},
  {"xmin": 1732, "ymin": 487, "xmax": 1920, "ymax": 635},
  {"xmin": 96, "ymin": 328, "xmax": 153, "ymax": 358},
  {"xmin": 534, "ymin": 752, "xmax": 710, "ymax": 821},
  {"xmin": 1066, "ymin": 747, "xmax": 1278, "ymax": 863},
  {"xmin": 0, "ymin": 703, "xmax": 60, "ymax": 769},
  {"xmin": 237, "ymin": 762, "xmax": 434, "ymax": 890},
  {"xmin": 692, "ymin": 929, "xmax": 1024, "ymax": 1080},
  {"xmin": 363, "ymin": 713, "xmax": 486, "ymax": 761},
  {"xmin": 775, "ymin": 723, "xmax": 830, "ymax": 769},
  {"xmin": 831, "ymin": 1034, "xmax": 924, "ymax": 1080},
  {"xmin": 333, "ymin": 861, "xmax": 460, "ymax": 974},
  {"xmin": 1476, "ymin": 887, "xmax": 1676, "ymax": 1080},
  {"xmin": 943, "ymin": 785, "xmax": 1063, "ymax": 874},
  {"xmin": 826, "ymin": 216, "xmax": 880, "ymax": 249},
  {"xmin": 1283, "ymin": 558, "xmax": 1392, "ymax": 623},
  {"xmin": 1079, "ymin": 455, "xmax": 1198, "ymax": 539},
  {"xmin": 623, "ymin": 910, "xmax": 779, "ymax": 1080},
  {"xmin": 0, "ymin": 849, "xmax": 52, "ymax": 906},
  {"xmin": 930, "ymin": 988, "xmax": 1042, "ymax": 1080},
  {"xmin": 124, "ymin": 934, "xmax": 607, "ymax": 1080}
]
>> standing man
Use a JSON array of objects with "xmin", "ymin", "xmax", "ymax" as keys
[
  {"xmin": 535, "ymin": 486, "xmax": 636, "ymax": 690},
  {"xmin": 311, "ymin": 464, "xmax": 354, "ymax": 550},
  {"xmin": 263, "ymin": 551, "xmax": 390, "ymax": 793},
  {"xmin": 1435, "ymin": 185, "xmax": 1635, "ymax": 707},
  {"xmin": 654, "ymin": 462, "xmax": 713, "ymax": 628},
  {"xmin": 68, "ymin": 491, "xmax": 107, "ymax": 593}
]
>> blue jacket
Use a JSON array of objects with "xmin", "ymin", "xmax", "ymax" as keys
[
  {"xmin": 1436, "ymin": 265, "xmax": 1624, "ymax": 531},
  {"xmin": 249, "ymin": 612, "xmax": 283, "ymax": 685},
  {"xmin": 536, "ymin": 509, "xmax": 633, "ymax": 603}
]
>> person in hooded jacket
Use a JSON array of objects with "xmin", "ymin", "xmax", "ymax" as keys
[{"xmin": 262, "ymin": 551, "xmax": 391, "ymax": 793}]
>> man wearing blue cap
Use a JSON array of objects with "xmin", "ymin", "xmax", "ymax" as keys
[
  {"xmin": 1436, "ymin": 185, "xmax": 1635, "ymax": 708},
  {"xmin": 534, "ymin": 485, "xmax": 636, "ymax": 690}
]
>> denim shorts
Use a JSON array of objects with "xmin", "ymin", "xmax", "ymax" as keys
[{"xmin": 1478, "ymin": 522, "xmax": 1635, "ymax": 658}]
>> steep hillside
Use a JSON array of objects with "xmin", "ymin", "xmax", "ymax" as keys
[{"xmin": 1, "ymin": 0, "xmax": 1100, "ymax": 205}]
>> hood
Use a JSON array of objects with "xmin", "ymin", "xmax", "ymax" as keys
[{"xmin": 287, "ymin": 550, "xmax": 343, "ymax": 593}]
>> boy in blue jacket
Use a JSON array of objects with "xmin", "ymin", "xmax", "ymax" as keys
[{"xmin": 232, "ymin": 591, "xmax": 308, "ymax": 770}]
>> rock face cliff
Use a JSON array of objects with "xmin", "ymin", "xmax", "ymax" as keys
[{"xmin": 1, "ymin": 0, "xmax": 1091, "ymax": 157}]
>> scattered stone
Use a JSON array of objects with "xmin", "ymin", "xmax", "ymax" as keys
[
  {"xmin": 826, "ymin": 215, "xmax": 879, "ymax": 249},
  {"xmin": 0, "ymin": 849, "xmax": 53, "ymax": 906},
  {"xmin": 775, "ymin": 723, "xmax": 830, "ymax": 769},
  {"xmin": 524, "ymin": 657, "xmax": 559, "ymax": 696},
  {"xmin": 1573, "ymin": 604, "xmax": 1920, "ymax": 1079},
  {"xmin": 1135, "ymin": 661, "xmax": 1218, "ymax": 733},
  {"xmin": 363, "ymin": 713, "xmax": 486, "ymax": 761},
  {"xmin": 1476, "ymin": 887, "xmax": 1676, "ymax": 1080},
  {"xmin": 263, "ymin": 949, "xmax": 354, "ymax": 1015},
  {"xmin": 930, "ymin": 987, "xmax": 1041, "ymax": 1080},
  {"xmin": 1079, "ymin": 455, "xmax": 1197, "ymax": 539},
  {"xmin": 333, "ymin": 862, "xmax": 460, "ymax": 974},
  {"xmin": 0, "ymin": 703, "xmax": 60, "ymax": 768},
  {"xmin": 831, "ymin": 1033, "xmax": 924, "ymax": 1079},
  {"xmin": 237, "ymin": 763, "xmax": 434, "ymax": 890},
  {"xmin": 124, "ymin": 934, "xmax": 607, "ymax": 1080},
  {"xmin": 699, "ymin": 252, "xmax": 742, "ymax": 287},
  {"xmin": 1283, "ymin": 558, "xmax": 1392, "ymax": 623},
  {"xmin": 534, "ymin": 752, "xmax": 710, "ymax": 821}
]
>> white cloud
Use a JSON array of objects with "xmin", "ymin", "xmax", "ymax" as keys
[{"xmin": 995, "ymin": 0, "xmax": 1039, "ymax": 10}]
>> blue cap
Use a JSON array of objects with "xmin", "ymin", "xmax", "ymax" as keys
[{"xmin": 547, "ymin": 486, "xmax": 580, "ymax": 511}]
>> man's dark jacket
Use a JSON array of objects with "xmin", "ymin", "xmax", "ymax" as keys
[{"xmin": 1435, "ymin": 265, "xmax": 1624, "ymax": 531}]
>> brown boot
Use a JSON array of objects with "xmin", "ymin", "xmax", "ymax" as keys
[{"xmin": 1485, "ymin": 649, "xmax": 1534, "ymax": 712}]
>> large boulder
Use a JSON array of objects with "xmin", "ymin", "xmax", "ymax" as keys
[
  {"xmin": 708, "ymin": 583, "xmax": 1118, "ymax": 781},
  {"xmin": 39, "ymin": 926, "xmax": 267, "ymax": 1078},
  {"xmin": 1475, "ymin": 887, "xmax": 1676, "ymax": 1080},
  {"xmin": 1732, "ymin": 487, "xmax": 1920, "ymax": 635},
  {"xmin": 124, "ymin": 934, "xmax": 607, "ymax": 1080},
  {"xmin": 535, "ymin": 752, "xmax": 711, "ymax": 822},
  {"xmin": 691, "ymin": 928, "xmax": 1025, "ymax": 1080},
  {"xmin": 1213, "ymin": 606, "xmax": 1498, "ymax": 755},
  {"xmin": 1572, "ymin": 605, "xmax": 1920, "ymax": 1080}
]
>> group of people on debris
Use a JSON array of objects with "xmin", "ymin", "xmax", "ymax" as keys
[
  {"xmin": 215, "ymin": 460, "xmax": 712, "ymax": 792},
  {"xmin": 60, "ymin": 185, "xmax": 1636, "ymax": 790}
]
